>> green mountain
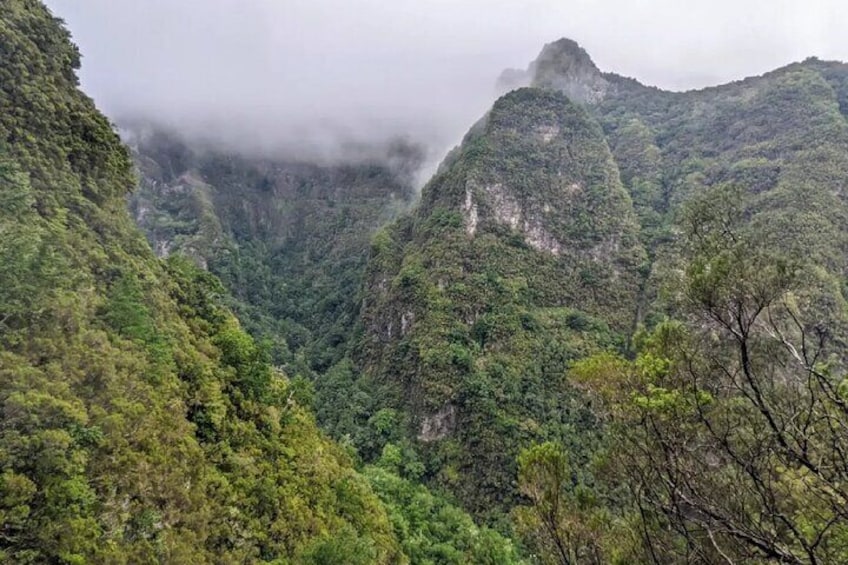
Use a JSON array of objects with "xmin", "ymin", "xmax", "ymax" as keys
[
  {"xmin": 0, "ymin": 3, "xmax": 520, "ymax": 563},
  {"xmin": 348, "ymin": 39, "xmax": 848, "ymax": 561},
  {"xmin": 123, "ymin": 34, "xmax": 848, "ymax": 563},
  {"xmin": 9, "ymin": 1, "xmax": 848, "ymax": 560},
  {"xmin": 353, "ymin": 86, "xmax": 647, "ymax": 518}
]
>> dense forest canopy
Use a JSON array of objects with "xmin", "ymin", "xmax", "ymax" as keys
[{"xmin": 5, "ymin": 2, "xmax": 848, "ymax": 563}]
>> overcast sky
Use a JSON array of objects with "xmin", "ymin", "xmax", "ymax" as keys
[{"xmin": 44, "ymin": 0, "xmax": 848, "ymax": 160}]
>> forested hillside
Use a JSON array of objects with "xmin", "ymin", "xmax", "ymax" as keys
[
  {"xmin": 334, "ymin": 39, "xmax": 848, "ymax": 561},
  {"xmin": 352, "ymin": 86, "xmax": 646, "ymax": 520},
  {"xmin": 124, "ymin": 33, "xmax": 848, "ymax": 565},
  {"xmin": 0, "ymin": 2, "xmax": 520, "ymax": 563}
]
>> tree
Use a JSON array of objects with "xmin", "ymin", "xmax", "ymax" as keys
[
  {"xmin": 513, "ymin": 442, "xmax": 628, "ymax": 564},
  {"xmin": 515, "ymin": 443, "xmax": 572, "ymax": 564},
  {"xmin": 573, "ymin": 185, "xmax": 848, "ymax": 563}
]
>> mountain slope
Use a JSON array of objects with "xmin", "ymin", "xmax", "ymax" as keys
[
  {"xmin": 351, "ymin": 87, "xmax": 646, "ymax": 517},
  {"xmin": 595, "ymin": 54, "xmax": 848, "ymax": 327},
  {"xmin": 0, "ymin": 4, "xmax": 532, "ymax": 563},
  {"xmin": 101, "ymin": 24, "xmax": 848, "ymax": 561},
  {"xmin": 346, "ymin": 39, "xmax": 848, "ymax": 530}
]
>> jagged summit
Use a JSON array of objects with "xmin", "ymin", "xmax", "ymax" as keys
[
  {"xmin": 531, "ymin": 38, "xmax": 609, "ymax": 102},
  {"xmin": 535, "ymin": 37, "xmax": 592, "ymax": 61},
  {"xmin": 496, "ymin": 37, "xmax": 610, "ymax": 103}
]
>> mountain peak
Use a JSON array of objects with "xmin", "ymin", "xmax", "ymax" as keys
[
  {"xmin": 496, "ymin": 37, "xmax": 609, "ymax": 103},
  {"xmin": 530, "ymin": 38, "xmax": 609, "ymax": 102},
  {"xmin": 536, "ymin": 38, "xmax": 596, "ymax": 67}
]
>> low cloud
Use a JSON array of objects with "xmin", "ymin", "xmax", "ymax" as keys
[{"xmin": 46, "ymin": 0, "xmax": 848, "ymax": 163}]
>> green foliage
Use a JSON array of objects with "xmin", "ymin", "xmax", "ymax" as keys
[
  {"xmin": 0, "ymin": 0, "xmax": 134, "ymax": 211},
  {"xmin": 301, "ymin": 524, "xmax": 380, "ymax": 565},
  {"xmin": 365, "ymin": 466, "xmax": 524, "ymax": 564},
  {"xmin": 569, "ymin": 175, "xmax": 848, "ymax": 562},
  {"xmin": 512, "ymin": 442, "xmax": 639, "ymax": 565},
  {"xmin": 0, "ymin": 4, "xmax": 408, "ymax": 562},
  {"xmin": 18, "ymin": 9, "xmax": 848, "ymax": 561},
  {"xmin": 0, "ymin": 157, "xmax": 61, "ymax": 336}
]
